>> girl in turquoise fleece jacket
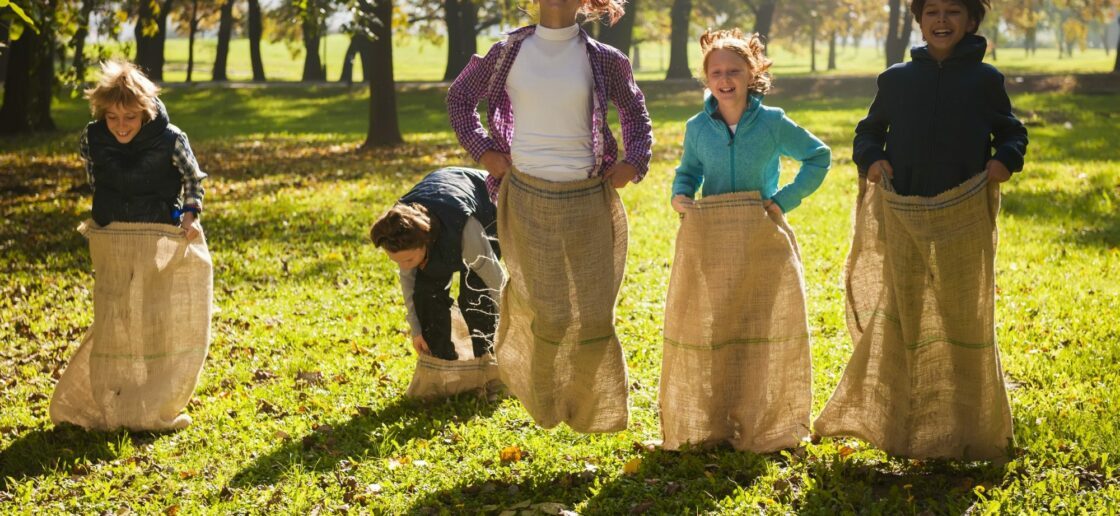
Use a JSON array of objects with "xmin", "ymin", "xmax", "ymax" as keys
[{"xmin": 671, "ymin": 36, "xmax": 831, "ymax": 215}]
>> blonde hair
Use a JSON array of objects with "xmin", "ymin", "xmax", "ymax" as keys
[
  {"xmin": 84, "ymin": 60, "xmax": 161, "ymax": 122},
  {"xmin": 581, "ymin": 0, "xmax": 626, "ymax": 25},
  {"xmin": 699, "ymin": 29, "xmax": 773, "ymax": 95}
]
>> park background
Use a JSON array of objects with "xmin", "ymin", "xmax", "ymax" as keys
[{"xmin": 1, "ymin": 0, "xmax": 1119, "ymax": 513}]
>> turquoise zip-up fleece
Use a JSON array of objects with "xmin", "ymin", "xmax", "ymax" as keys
[{"xmin": 672, "ymin": 93, "xmax": 831, "ymax": 213}]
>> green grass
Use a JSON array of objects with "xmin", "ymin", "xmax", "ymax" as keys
[
  {"xmin": 90, "ymin": 33, "xmax": 1118, "ymax": 83},
  {"xmin": 1, "ymin": 84, "xmax": 1118, "ymax": 513}
]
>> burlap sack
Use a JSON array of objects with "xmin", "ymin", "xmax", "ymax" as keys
[
  {"xmin": 405, "ymin": 304, "xmax": 501, "ymax": 399},
  {"xmin": 814, "ymin": 172, "xmax": 1013, "ymax": 460},
  {"xmin": 50, "ymin": 221, "xmax": 213, "ymax": 431},
  {"xmin": 495, "ymin": 169, "xmax": 630, "ymax": 433},
  {"xmin": 660, "ymin": 192, "xmax": 811, "ymax": 452}
]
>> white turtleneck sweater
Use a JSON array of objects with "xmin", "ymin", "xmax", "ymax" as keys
[{"xmin": 506, "ymin": 23, "xmax": 596, "ymax": 182}]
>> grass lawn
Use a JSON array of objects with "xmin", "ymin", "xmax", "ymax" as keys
[
  {"xmin": 1, "ymin": 83, "xmax": 1118, "ymax": 513},
  {"xmin": 103, "ymin": 34, "xmax": 1120, "ymax": 83}
]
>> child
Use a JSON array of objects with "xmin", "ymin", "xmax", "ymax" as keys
[
  {"xmin": 371, "ymin": 167, "xmax": 504, "ymax": 399},
  {"xmin": 446, "ymin": 0, "xmax": 653, "ymax": 432},
  {"xmin": 814, "ymin": 0, "xmax": 1027, "ymax": 460},
  {"xmin": 660, "ymin": 29, "xmax": 831, "ymax": 452},
  {"xmin": 50, "ymin": 60, "xmax": 213, "ymax": 431}
]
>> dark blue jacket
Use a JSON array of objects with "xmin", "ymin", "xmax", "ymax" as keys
[
  {"xmin": 853, "ymin": 35, "xmax": 1028, "ymax": 197},
  {"xmin": 87, "ymin": 100, "xmax": 182, "ymax": 226},
  {"xmin": 399, "ymin": 167, "xmax": 496, "ymax": 282}
]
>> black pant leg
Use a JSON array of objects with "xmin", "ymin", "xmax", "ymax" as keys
[
  {"xmin": 412, "ymin": 272, "xmax": 458, "ymax": 360},
  {"xmin": 459, "ymin": 269, "xmax": 498, "ymax": 358}
]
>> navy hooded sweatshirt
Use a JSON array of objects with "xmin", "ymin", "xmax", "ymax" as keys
[{"xmin": 852, "ymin": 35, "xmax": 1028, "ymax": 197}]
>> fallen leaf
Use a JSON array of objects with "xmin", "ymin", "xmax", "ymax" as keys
[
  {"xmin": 623, "ymin": 457, "xmax": 642, "ymax": 475},
  {"xmin": 838, "ymin": 445, "xmax": 856, "ymax": 459},
  {"xmin": 164, "ymin": 505, "xmax": 180, "ymax": 516},
  {"xmin": 295, "ymin": 370, "xmax": 323, "ymax": 386},
  {"xmin": 631, "ymin": 501, "xmax": 654, "ymax": 514},
  {"xmin": 499, "ymin": 445, "xmax": 523, "ymax": 464}
]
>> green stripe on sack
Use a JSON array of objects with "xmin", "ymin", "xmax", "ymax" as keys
[
  {"xmin": 531, "ymin": 330, "xmax": 615, "ymax": 347},
  {"xmin": 664, "ymin": 334, "xmax": 809, "ymax": 351},
  {"xmin": 90, "ymin": 346, "xmax": 208, "ymax": 360},
  {"xmin": 417, "ymin": 361, "xmax": 493, "ymax": 372}
]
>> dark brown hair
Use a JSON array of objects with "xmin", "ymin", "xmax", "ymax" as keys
[
  {"xmin": 699, "ymin": 28, "xmax": 773, "ymax": 95},
  {"xmin": 910, "ymin": 0, "xmax": 990, "ymax": 33},
  {"xmin": 370, "ymin": 203, "xmax": 433, "ymax": 252}
]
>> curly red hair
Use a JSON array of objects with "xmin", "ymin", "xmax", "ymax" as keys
[
  {"xmin": 581, "ymin": 0, "xmax": 627, "ymax": 25},
  {"xmin": 699, "ymin": 29, "xmax": 773, "ymax": 95}
]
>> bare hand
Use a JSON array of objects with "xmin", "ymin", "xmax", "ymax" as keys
[
  {"xmin": 986, "ymin": 159, "xmax": 1011, "ymax": 183},
  {"xmin": 867, "ymin": 160, "xmax": 893, "ymax": 184},
  {"xmin": 412, "ymin": 335, "xmax": 431, "ymax": 356},
  {"xmin": 763, "ymin": 199, "xmax": 783, "ymax": 216},
  {"xmin": 671, "ymin": 194, "xmax": 692, "ymax": 214},
  {"xmin": 181, "ymin": 212, "xmax": 202, "ymax": 241},
  {"xmin": 479, "ymin": 150, "xmax": 511, "ymax": 180},
  {"xmin": 604, "ymin": 161, "xmax": 639, "ymax": 189}
]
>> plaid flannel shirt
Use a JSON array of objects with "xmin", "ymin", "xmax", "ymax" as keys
[
  {"xmin": 79, "ymin": 126, "xmax": 207, "ymax": 210},
  {"xmin": 446, "ymin": 25, "xmax": 654, "ymax": 201}
]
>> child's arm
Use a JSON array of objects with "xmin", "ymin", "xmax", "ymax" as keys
[
  {"xmin": 447, "ymin": 44, "xmax": 502, "ymax": 164},
  {"xmin": 853, "ymin": 73, "xmax": 892, "ymax": 178},
  {"xmin": 771, "ymin": 112, "xmax": 832, "ymax": 213},
  {"xmin": 462, "ymin": 217, "xmax": 504, "ymax": 294},
  {"xmin": 607, "ymin": 49, "xmax": 653, "ymax": 185},
  {"xmin": 79, "ymin": 127, "xmax": 94, "ymax": 192},
  {"xmin": 398, "ymin": 267, "xmax": 429, "ymax": 356},
  {"xmin": 172, "ymin": 132, "xmax": 208, "ymax": 240},
  {"xmin": 671, "ymin": 124, "xmax": 703, "ymax": 212},
  {"xmin": 986, "ymin": 71, "xmax": 1028, "ymax": 181}
]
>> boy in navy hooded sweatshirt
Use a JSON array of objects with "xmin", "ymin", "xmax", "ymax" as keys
[{"xmin": 854, "ymin": 0, "xmax": 1027, "ymax": 195}]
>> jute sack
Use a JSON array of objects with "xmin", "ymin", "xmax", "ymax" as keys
[
  {"xmin": 405, "ymin": 304, "xmax": 501, "ymax": 399},
  {"xmin": 495, "ymin": 169, "xmax": 630, "ymax": 433},
  {"xmin": 660, "ymin": 192, "xmax": 811, "ymax": 452},
  {"xmin": 50, "ymin": 221, "xmax": 213, "ymax": 431},
  {"xmin": 814, "ymin": 172, "xmax": 1013, "ymax": 460}
]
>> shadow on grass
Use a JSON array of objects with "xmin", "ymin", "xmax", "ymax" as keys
[
  {"xmin": 797, "ymin": 454, "xmax": 1005, "ymax": 513},
  {"xmin": 409, "ymin": 446, "xmax": 771, "ymax": 514},
  {"xmin": 228, "ymin": 393, "xmax": 500, "ymax": 488},
  {"xmin": 0, "ymin": 425, "xmax": 160, "ymax": 490},
  {"xmin": 1002, "ymin": 185, "xmax": 1120, "ymax": 248}
]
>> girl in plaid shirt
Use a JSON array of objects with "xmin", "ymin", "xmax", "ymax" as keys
[{"xmin": 446, "ymin": 0, "xmax": 653, "ymax": 432}]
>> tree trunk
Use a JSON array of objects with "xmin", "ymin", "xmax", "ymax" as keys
[
  {"xmin": 598, "ymin": 0, "xmax": 636, "ymax": 56},
  {"xmin": 885, "ymin": 0, "xmax": 912, "ymax": 67},
  {"xmin": 71, "ymin": 0, "xmax": 95, "ymax": 84},
  {"xmin": 1114, "ymin": 16, "xmax": 1120, "ymax": 73},
  {"xmin": 666, "ymin": 0, "xmax": 691, "ymax": 79},
  {"xmin": 442, "ymin": 0, "xmax": 479, "ymax": 81},
  {"xmin": 249, "ymin": 0, "xmax": 266, "ymax": 81},
  {"xmin": 991, "ymin": 26, "xmax": 997, "ymax": 60},
  {"xmin": 753, "ymin": 1, "xmax": 776, "ymax": 41},
  {"xmin": 212, "ymin": 0, "xmax": 234, "ymax": 81},
  {"xmin": 134, "ymin": 0, "xmax": 170, "ymax": 80},
  {"xmin": 828, "ymin": 30, "xmax": 836, "ymax": 70},
  {"xmin": 363, "ymin": 0, "xmax": 402, "ymax": 147},
  {"xmin": 302, "ymin": 16, "xmax": 325, "ymax": 81},
  {"xmin": 187, "ymin": 0, "xmax": 199, "ymax": 82},
  {"xmin": 633, "ymin": 44, "xmax": 641, "ymax": 70},
  {"xmin": 0, "ymin": 8, "xmax": 56, "ymax": 133},
  {"xmin": 809, "ymin": 18, "xmax": 817, "ymax": 73},
  {"xmin": 0, "ymin": 23, "xmax": 8, "ymax": 83},
  {"xmin": 340, "ymin": 37, "xmax": 358, "ymax": 84}
]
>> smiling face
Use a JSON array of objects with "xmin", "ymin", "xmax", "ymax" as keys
[
  {"xmin": 104, "ymin": 103, "xmax": 145, "ymax": 144},
  {"xmin": 918, "ymin": 0, "xmax": 977, "ymax": 61},
  {"xmin": 705, "ymin": 49, "xmax": 753, "ymax": 107},
  {"xmin": 386, "ymin": 247, "xmax": 428, "ymax": 270}
]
